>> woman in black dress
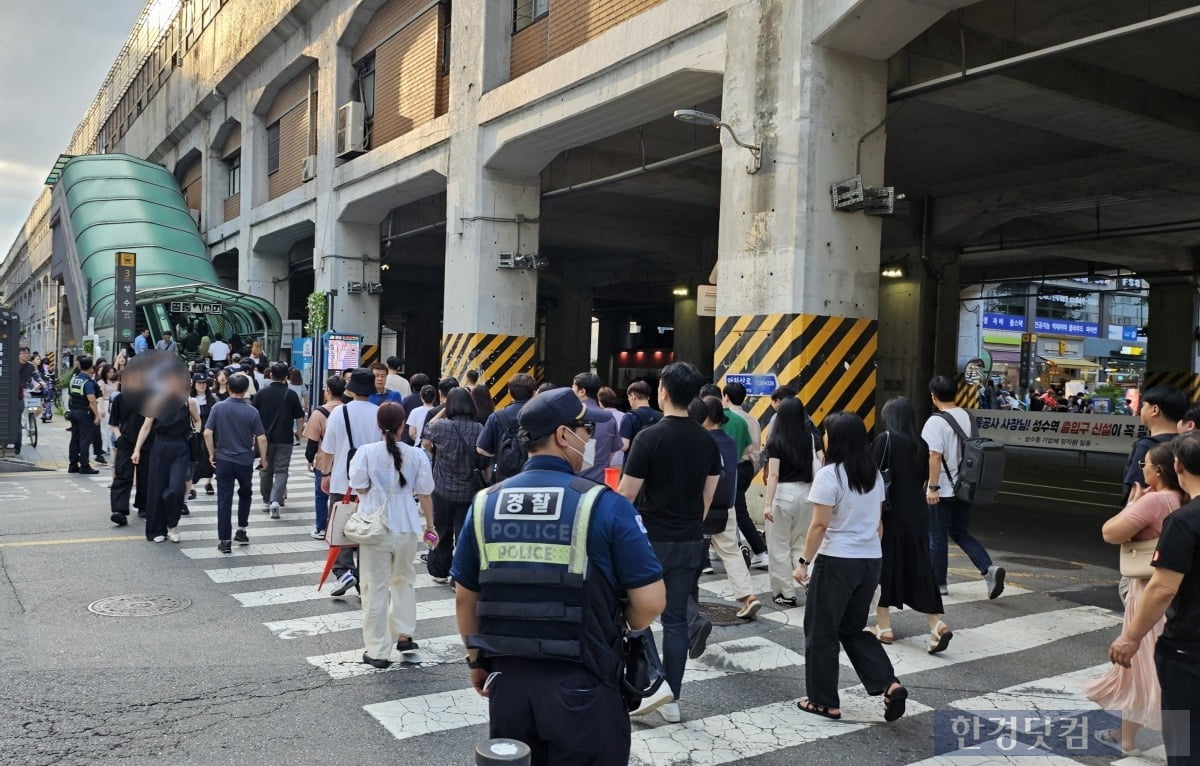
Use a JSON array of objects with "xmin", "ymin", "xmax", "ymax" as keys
[{"xmin": 870, "ymin": 397, "xmax": 953, "ymax": 654}]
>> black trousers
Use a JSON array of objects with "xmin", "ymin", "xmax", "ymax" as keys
[
  {"xmin": 110, "ymin": 445, "xmax": 134, "ymax": 515},
  {"xmin": 144, "ymin": 437, "xmax": 190, "ymax": 540},
  {"xmin": 214, "ymin": 459, "xmax": 253, "ymax": 542},
  {"xmin": 803, "ymin": 555, "xmax": 897, "ymax": 708},
  {"xmin": 735, "ymin": 461, "xmax": 767, "ymax": 554},
  {"xmin": 427, "ymin": 493, "xmax": 470, "ymax": 578},
  {"xmin": 67, "ymin": 410, "xmax": 96, "ymax": 468},
  {"xmin": 1157, "ymin": 644, "xmax": 1200, "ymax": 765},
  {"xmin": 134, "ymin": 440, "xmax": 152, "ymax": 513},
  {"xmin": 488, "ymin": 658, "xmax": 629, "ymax": 766}
]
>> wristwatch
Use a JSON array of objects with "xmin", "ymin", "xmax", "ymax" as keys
[
  {"xmin": 466, "ymin": 656, "xmax": 486, "ymax": 670},
  {"xmin": 927, "ymin": 485, "xmax": 940, "ymax": 491},
  {"xmin": 797, "ymin": 556, "xmax": 808, "ymax": 566}
]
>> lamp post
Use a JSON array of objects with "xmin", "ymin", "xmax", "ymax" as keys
[{"xmin": 673, "ymin": 109, "xmax": 762, "ymax": 174}]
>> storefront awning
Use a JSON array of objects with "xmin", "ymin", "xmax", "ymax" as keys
[
  {"xmin": 988, "ymin": 350, "xmax": 1022, "ymax": 364},
  {"xmin": 1043, "ymin": 356, "xmax": 1100, "ymax": 370}
]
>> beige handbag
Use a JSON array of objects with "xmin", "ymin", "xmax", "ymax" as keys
[{"xmin": 1119, "ymin": 537, "xmax": 1157, "ymax": 579}]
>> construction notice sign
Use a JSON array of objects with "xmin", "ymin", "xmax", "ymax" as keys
[
  {"xmin": 971, "ymin": 410, "xmax": 1146, "ymax": 455},
  {"xmin": 114, "ymin": 252, "xmax": 137, "ymax": 346}
]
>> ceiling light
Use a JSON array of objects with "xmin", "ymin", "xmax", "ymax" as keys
[
  {"xmin": 881, "ymin": 264, "xmax": 906, "ymax": 279},
  {"xmin": 672, "ymin": 286, "xmax": 688, "ymax": 297},
  {"xmin": 673, "ymin": 109, "xmax": 761, "ymax": 174}
]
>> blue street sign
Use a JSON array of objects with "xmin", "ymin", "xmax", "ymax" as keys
[{"xmin": 725, "ymin": 373, "xmax": 778, "ymax": 396}]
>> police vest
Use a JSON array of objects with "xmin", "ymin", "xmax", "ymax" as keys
[
  {"xmin": 68, "ymin": 373, "xmax": 91, "ymax": 411},
  {"xmin": 467, "ymin": 470, "xmax": 623, "ymax": 683}
]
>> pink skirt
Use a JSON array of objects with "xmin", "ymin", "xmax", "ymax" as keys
[{"xmin": 1082, "ymin": 577, "xmax": 1164, "ymax": 730}]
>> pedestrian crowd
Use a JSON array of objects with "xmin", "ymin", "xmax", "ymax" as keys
[{"xmin": 55, "ymin": 329, "xmax": 1200, "ymax": 766}]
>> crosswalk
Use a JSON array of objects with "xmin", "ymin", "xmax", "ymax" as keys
[{"xmin": 85, "ymin": 453, "xmax": 1162, "ymax": 764}]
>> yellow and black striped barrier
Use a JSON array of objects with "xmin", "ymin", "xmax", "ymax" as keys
[
  {"xmin": 442, "ymin": 332, "xmax": 539, "ymax": 406},
  {"xmin": 360, "ymin": 343, "xmax": 380, "ymax": 368},
  {"xmin": 954, "ymin": 374, "xmax": 980, "ymax": 409},
  {"xmin": 1144, "ymin": 371, "xmax": 1200, "ymax": 401},
  {"xmin": 714, "ymin": 312, "xmax": 878, "ymax": 430}
]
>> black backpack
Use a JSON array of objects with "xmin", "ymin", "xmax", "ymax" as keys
[
  {"xmin": 493, "ymin": 409, "xmax": 528, "ymax": 481},
  {"xmin": 936, "ymin": 411, "xmax": 1006, "ymax": 505}
]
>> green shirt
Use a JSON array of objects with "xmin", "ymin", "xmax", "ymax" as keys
[{"xmin": 721, "ymin": 408, "xmax": 752, "ymax": 458}]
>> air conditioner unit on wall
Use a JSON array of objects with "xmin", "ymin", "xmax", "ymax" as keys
[
  {"xmin": 337, "ymin": 102, "xmax": 366, "ymax": 158},
  {"xmin": 301, "ymin": 155, "xmax": 317, "ymax": 182}
]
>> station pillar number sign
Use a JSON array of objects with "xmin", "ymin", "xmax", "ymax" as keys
[{"xmin": 114, "ymin": 252, "xmax": 137, "ymax": 345}]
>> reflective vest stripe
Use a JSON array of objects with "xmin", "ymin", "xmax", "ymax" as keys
[
  {"xmin": 482, "ymin": 542, "xmax": 572, "ymax": 566},
  {"xmin": 473, "ymin": 492, "xmax": 491, "ymax": 570},
  {"xmin": 569, "ymin": 486, "xmax": 604, "ymax": 575}
]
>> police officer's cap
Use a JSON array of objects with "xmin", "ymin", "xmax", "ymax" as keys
[{"xmin": 518, "ymin": 388, "xmax": 588, "ymax": 442}]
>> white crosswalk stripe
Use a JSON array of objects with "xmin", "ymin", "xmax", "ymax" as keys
[{"xmin": 158, "ymin": 508, "xmax": 1138, "ymax": 763}]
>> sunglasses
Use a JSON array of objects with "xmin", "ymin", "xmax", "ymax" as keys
[
  {"xmin": 570, "ymin": 419, "xmax": 596, "ymax": 437},
  {"xmin": 1138, "ymin": 460, "xmax": 1159, "ymax": 469}
]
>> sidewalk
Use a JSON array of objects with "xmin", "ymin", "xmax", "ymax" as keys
[{"xmin": 0, "ymin": 414, "xmax": 94, "ymax": 472}]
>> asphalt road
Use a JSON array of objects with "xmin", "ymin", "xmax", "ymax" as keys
[{"xmin": 0, "ymin": 442, "xmax": 1150, "ymax": 766}]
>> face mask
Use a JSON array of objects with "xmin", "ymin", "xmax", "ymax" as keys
[{"xmin": 565, "ymin": 428, "xmax": 595, "ymax": 474}]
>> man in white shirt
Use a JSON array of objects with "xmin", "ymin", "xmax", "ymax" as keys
[
  {"xmin": 922, "ymin": 375, "xmax": 1004, "ymax": 600},
  {"xmin": 384, "ymin": 356, "xmax": 412, "ymax": 397},
  {"xmin": 320, "ymin": 368, "xmax": 383, "ymax": 596},
  {"xmin": 208, "ymin": 336, "xmax": 231, "ymax": 367}
]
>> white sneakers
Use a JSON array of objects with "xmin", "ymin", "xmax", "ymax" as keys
[
  {"xmin": 659, "ymin": 702, "xmax": 681, "ymax": 723},
  {"xmin": 629, "ymin": 685, "xmax": 674, "ymax": 718},
  {"xmin": 749, "ymin": 552, "xmax": 769, "ymax": 570},
  {"xmin": 166, "ymin": 528, "xmax": 180, "ymax": 543}
]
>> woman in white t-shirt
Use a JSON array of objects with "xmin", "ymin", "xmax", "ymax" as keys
[
  {"xmin": 792, "ymin": 412, "xmax": 908, "ymax": 724},
  {"xmin": 406, "ymin": 384, "xmax": 437, "ymax": 443},
  {"xmin": 348, "ymin": 402, "xmax": 436, "ymax": 668}
]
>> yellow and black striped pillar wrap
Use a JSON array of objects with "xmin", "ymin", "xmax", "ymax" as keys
[
  {"xmin": 954, "ymin": 374, "xmax": 980, "ymax": 409},
  {"xmin": 1143, "ymin": 372, "xmax": 1200, "ymax": 401},
  {"xmin": 47, "ymin": 351, "xmax": 56, "ymax": 370},
  {"xmin": 359, "ymin": 343, "xmax": 380, "ymax": 368},
  {"xmin": 442, "ymin": 332, "xmax": 540, "ymax": 406},
  {"xmin": 714, "ymin": 313, "xmax": 878, "ymax": 430}
]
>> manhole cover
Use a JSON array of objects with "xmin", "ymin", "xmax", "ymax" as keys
[
  {"xmin": 698, "ymin": 602, "xmax": 745, "ymax": 627},
  {"xmin": 88, "ymin": 594, "xmax": 192, "ymax": 617},
  {"xmin": 1001, "ymin": 556, "xmax": 1082, "ymax": 571}
]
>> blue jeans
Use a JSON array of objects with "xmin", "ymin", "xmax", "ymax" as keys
[
  {"xmin": 215, "ymin": 459, "xmax": 253, "ymax": 542},
  {"xmin": 929, "ymin": 497, "xmax": 993, "ymax": 586},
  {"xmin": 313, "ymin": 469, "xmax": 328, "ymax": 532},
  {"xmin": 650, "ymin": 539, "xmax": 705, "ymax": 700}
]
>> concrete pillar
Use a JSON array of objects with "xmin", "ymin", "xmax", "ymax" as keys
[
  {"xmin": 542, "ymin": 283, "xmax": 592, "ymax": 387},
  {"xmin": 440, "ymin": 0, "xmax": 539, "ymax": 402},
  {"xmin": 674, "ymin": 295, "xmax": 714, "ymax": 377},
  {"xmin": 714, "ymin": 1, "xmax": 886, "ymax": 428},
  {"xmin": 1147, "ymin": 282, "xmax": 1199, "ymax": 377},
  {"xmin": 316, "ymin": 222, "xmax": 381, "ymax": 343}
]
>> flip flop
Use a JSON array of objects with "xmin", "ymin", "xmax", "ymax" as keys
[
  {"xmin": 869, "ymin": 625, "xmax": 894, "ymax": 644},
  {"xmin": 796, "ymin": 699, "xmax": 841, "ymax": 720},
  {"xmin": 883, "ymin": 684, "xmax": 908, "ymax": 722}
]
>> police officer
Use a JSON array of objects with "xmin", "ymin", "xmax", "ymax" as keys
[
  {"xmin": 451, "ymin": 388, "xmax": 666, "ymax": 766},
  {"xmin": 67, "ymin": 356, "xmax": 101, "ymax": 475}
]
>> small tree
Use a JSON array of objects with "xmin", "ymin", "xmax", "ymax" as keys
[{"xmin": 306, "ymin": 291, "xmax": 327, "ymax": 336}]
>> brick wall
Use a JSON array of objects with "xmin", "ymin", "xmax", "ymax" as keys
[
  {"xmin": 372, "ymin": 7, "xmax": 441, "ymax": 146},
  {"xmin": 223, "ymin": 193, "xmax": 240, "ymax": 223},
  {"xmin": 221, "ymin": 123, "xmax": 241, "ymax": 158},
  {"xmin": 353, "ymin": 0, "xmax": 431, "ymax": 61},
  {"xmin": 266, "ymin": 64, "xmax": 317, "ymax": 201},
  {"xmin": 510, "ymin": 0, "xmax": 664, "ymax": 80},
  {"xmin": 181, "ymin": 160, "xmax": 202, "ymax": 212}
]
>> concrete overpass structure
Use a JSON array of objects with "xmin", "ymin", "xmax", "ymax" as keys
[{"xmin": 1, "ymin": 0, "xmax": 1197, "ymax": 420}]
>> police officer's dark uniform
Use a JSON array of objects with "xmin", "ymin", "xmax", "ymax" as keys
[
  {"xmin": 108, "ymin": 389, "xmax": 151, "ymax": 525},
  {"xmin": 66, "ymin": 358, "xmax": 101, "ymax": 474},
  {"xmin": 451, "ymin": 389, "xmax": 663, "ymax": 766}
]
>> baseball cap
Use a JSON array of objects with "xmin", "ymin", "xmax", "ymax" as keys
[{"xmin": 518, "ymin": 388, "xmax": 590, "ymax": 442}]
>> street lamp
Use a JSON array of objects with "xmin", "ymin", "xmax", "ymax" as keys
[{"xmin": 673, "ymin": 109, "xmax": 762, "ymax": 174}]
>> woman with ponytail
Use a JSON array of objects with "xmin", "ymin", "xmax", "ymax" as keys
[{"xmin": 348, "ymin": 401, "xmax": 436, "ymax": 668}]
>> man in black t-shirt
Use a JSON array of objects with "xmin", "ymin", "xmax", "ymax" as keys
[
  {"xmin": 1122, "ymin": 386, "xmax": 1186, "ymax": 502},
  {"xmin": 619, "ymin": 362, "xmax": 721, "ymax": 724},
  {"xmin": 254, "ymin": 363, "xmax": 305, "ymax": 518},
  {"xmin": 1111, "ymin": 432, "xmax": 1200, "ymax": 764}
]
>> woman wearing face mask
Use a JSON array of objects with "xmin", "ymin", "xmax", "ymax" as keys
[{"xmin": 421, "ymin": 388, "xmax": 484, "ymax": 584}]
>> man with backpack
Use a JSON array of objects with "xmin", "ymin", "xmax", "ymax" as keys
[
  {"xmin": 620, "ymin": 380, "xmax": 662, "ymax": 452},
  {"xmin": 477, "ymin": 373, "xmax": 536, "ymax": 482},
  {"xmin": 922, "ymin": 375, "xmax": 1005, "ymax": 600}
]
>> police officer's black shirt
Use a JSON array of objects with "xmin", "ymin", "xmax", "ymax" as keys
[
  {"xmin": 1154, "ymin": 497, "xmax": 1200, "ymax": 654},
  {"xmin": 68, "ymin": 373, "xmax": 99, "ymax": 411},
  {"xmin": 623, "ymin": 415, "xmax": 722, "ymax": 542}
]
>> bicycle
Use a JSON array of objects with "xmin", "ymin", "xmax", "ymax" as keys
[{"xmin": 22, "ymin": 390, "xmax": 42, "ymax": 448}]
